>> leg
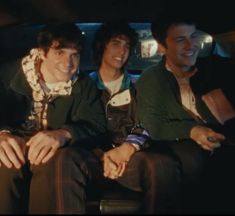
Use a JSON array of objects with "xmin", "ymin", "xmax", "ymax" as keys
[
  {"xmin": 205, "ymin": 145, "xmax": 235, "ymax": 214},
  {"xmin": 116, "ymin": 149, "xmax": 181, "ymax": 214},
  {"xmin": 168, "ymin": 140, "xmax": 209, "ymax": 214},
  {"xmin": 0, "ymin": 165, "xmax": 30, "ymax": 214},
  {"xmin": 28, "ymin": 147, "xmax": 92, "ymax": 214}
]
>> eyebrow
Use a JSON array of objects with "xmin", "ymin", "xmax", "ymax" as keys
[{"xmin": 110, "ymin": 38, "xmax": 130, "ymax": 44}]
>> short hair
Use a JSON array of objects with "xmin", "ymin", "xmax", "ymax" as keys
[
  {"xmin": 37, "ymin": 22, "xmax": 83, "ymax": 53},
  {"xmin": 92, "ymin": 22, "xmax": 138, "ymax": 67},
  {"xmin": 151, "ymin": 14, "xmax": 196, "ymax": 46}
]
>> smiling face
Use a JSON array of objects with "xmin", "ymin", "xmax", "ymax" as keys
[
  {"xmin": 101, "ymin": 35, "xmax": 130, "ymax": 72},
  {"xmin": 40, "ymin": 41, "xmax": 80, "ymax": 83},
  {"xmin": 162, "ymin": 24, "xmax": 200, "ymax": 72}
]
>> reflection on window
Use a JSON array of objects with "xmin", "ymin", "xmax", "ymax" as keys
[{"xmin": 140, "ymin": 39, "xmax": 158, "ymax": 58}]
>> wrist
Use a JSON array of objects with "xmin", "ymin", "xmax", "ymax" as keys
[
  {"xmin": 122, "ymin": 142, "xmax": 139, "ymax": 153},
  {"xmin": 130, "ymin": 143, "xmax": 141, "ymax": 151}
]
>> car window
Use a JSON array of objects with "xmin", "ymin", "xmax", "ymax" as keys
[{"xmin": 0, "ymin": 22, "xmax": 214, "ymax": 73}]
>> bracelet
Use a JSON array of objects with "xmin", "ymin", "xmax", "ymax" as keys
[{"xmin": 130, "ymin": 143, "xmax": 141, "ymax": 151}]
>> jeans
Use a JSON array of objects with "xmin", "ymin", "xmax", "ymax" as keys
[
  {"xmin": 87, "ymin": 146, "xmax": 181, "ymax": 214},
  {"xmin": 0, "ymin": 147, "xmax": 91, "ymax": 214}
]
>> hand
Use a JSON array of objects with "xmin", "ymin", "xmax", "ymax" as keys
[
  {"xmin": 102, "ymin": 143, "xmax": 136, "ymax": 179},
  {"xmin": 190, "ymin": 126, "xmax": 225, "ymax": 151},
  {"xmin": 26, "ymin": 129, "xmax": 71, "ymax": 165},
  {"xmin": 0, "ymin": 133, "xmax": 26, "ymax": 169}
]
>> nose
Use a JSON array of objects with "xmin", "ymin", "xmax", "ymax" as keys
[
  {"xmin": 185, "ymin": 38, "xmax": 199, "ymax": 50},
  {"xmin": 185, "ymin": 39, "xmax": 194, "ymax": 49},
  {"xmin": 62, "ymin": 54, "xmax": 74, "ymax": 69},
  {"xmin": 120, "ymin": 44, "xmax": 129, "ymax": 56}
]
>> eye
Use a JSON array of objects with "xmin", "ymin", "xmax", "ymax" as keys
[
  {"xmin": 191, "ymin": 34, "xmax": 199, "ymax": 39},
  {"xmin": 71, "ymin": 53, "xmax": 80, "ymax": 59},
  {"xmin": 111, "ymin": 41, "xmax": 120, "ymax": 46},
  {"xmin": 55, "ymin": 50, "xmax": 64, "ymax": 56},
  {"xmin": 125, "ymin": 44, "xmax": 131, "ymax": 50},
  {"xmin": 176, "ymin": 38, "xmax": 185, "ymax": 43}
]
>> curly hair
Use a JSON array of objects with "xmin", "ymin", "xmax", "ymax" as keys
[
  {"xmin": 92, "ymin": 22, "xmax": 138, "ymax": 67},
  {"xmin": 37, "ymin": 22, "xmax": 83, "ymax": 54}
]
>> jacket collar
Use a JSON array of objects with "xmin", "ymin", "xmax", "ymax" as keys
[
  {"xmin": 10, "ymin": 62, "xmax": 32, "ymax": 97},
  {"xmin": 89, "ymin": 70, "xmax": 131, "ymax": 91}
]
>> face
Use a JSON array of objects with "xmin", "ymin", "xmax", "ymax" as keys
[
  {"xmin": 101, "ymin": 35, "xmax": 130, "ymax": 71},
  {"xmin": 162, "ymin": 24, "xmax": 200, "ymax": 72},
  {"xmin": 40, "ymin": 41, "xmax": 80, "ymax": 83}
]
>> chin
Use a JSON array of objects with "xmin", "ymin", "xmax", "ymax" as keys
[{"xmin": 186, "ymin": 58, "xmax": 197, "ymax": 66}]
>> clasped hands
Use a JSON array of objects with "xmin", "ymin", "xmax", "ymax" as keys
[{"xmin": 101, "ymin": 142, "xmax": 137, "ymax": 179}]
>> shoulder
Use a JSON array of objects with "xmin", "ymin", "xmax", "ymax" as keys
[
  {"xmin": 197, "ymin": 55, "xmax": 232, "ymax": 68},
  {"xmin": 0, "ymin": 58, "xmax": 22, "ymax": 78},
  {"xmin": 136, "ymin": 63, "xmax": 163, "ymax": 88},
  {"xmin": 88, "ymin": 71, "xmax": 98, "ymax": 80},
  {"xmin": 75, "ymin": 71, "xmax": 98, "ymax": 91},
  {"xmin": 0, "ymin": 58, "xmax": 23, "ymax": 89}
]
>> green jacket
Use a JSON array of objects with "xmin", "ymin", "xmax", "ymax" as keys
[
  {"xmin": 136, "ymin": 58, "xmax": 222, "ymax": 142},
  {"xmin": 0, "ymin": 59, "xmax": 107, "ymax": 148}
]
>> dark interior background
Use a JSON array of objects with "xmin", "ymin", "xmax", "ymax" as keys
[
  {"xmin": 1, "ymin": 0, "xmax": 235, "ymax": 34},
  {"xmin": 0, "ymin": 0, "xmax": 234, "ymax": 72}
]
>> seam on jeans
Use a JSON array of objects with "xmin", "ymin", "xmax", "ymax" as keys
[{"xmin": 55, "ymin": 150, "xmax": 64, "ymax": 213}]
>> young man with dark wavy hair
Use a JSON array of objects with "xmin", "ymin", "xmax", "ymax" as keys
[
  {"xmin": 0, "ymin": 23, "xmax": 106, "ymax": 214},
  {"xmin": 90, "ymin": 22, "xmax": 181, "ymax": 214}
]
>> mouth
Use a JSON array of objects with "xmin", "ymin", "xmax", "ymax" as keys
[
  {"xmin": 183, "ymin": 51, "xmax": 196, "ymax": 57},
  {"xmin": 113, "ymin": 57, "xmax": 124, "ymax": 62},
  {"xmin": 57, "ymin": 67, "xmax": 72, "ymax": 74}
]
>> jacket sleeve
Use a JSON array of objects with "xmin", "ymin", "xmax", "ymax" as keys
[
  {"xmin": 125, "ymin": 82, "xmax": 151, "ymax": 149},
  {"xmin": 125, "ymin": 124, "xmax": 150, "ymax": 150},
  {"xmin": 62, "ymin": 77, "xmax": 107, "ymax": 149},
  {"xmin": 136, "ymin": 67, "xmax": 198, "ymax": 142}
]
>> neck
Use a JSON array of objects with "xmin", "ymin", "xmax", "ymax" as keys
[
  {"xmin": 99, "ymin": 65, "xmax": 123, "ymax": 82},
  {"xmin": 40, "ymin": 62, "xmax": 56, "ymax": 83}
]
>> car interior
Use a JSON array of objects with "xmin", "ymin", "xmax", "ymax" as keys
[{"xmin": 0, "ymin": 0, "xmax": 235, "ymax": 214}]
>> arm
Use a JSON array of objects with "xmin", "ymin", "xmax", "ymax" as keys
[
  {"xmin": 61, "ymin": 76, "xmax": 107, "ymax": 148},
  {"xmin": 136, "ymin": 67, "xmax": 199, "ymax": 141}
]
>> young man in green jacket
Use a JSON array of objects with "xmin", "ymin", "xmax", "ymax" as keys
[
  {"xmin": 136, "ymin": 14, "xmax": 235, "ymax": 213},
  {"xmin": 0, "ymin": 23, "xmax": 106, "ymax": 214}
]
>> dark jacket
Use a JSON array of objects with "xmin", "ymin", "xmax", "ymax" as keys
[
  {"xmin": 90, "ymin": 71, "xmax": 149, "ymax": 150},
  {"xmin": 136, "ymin": 55, "xmax": 235, "ymax": 142},
  {"xmin": 0, "ymin": 58, "xmax": 107, "ymax": 148}
]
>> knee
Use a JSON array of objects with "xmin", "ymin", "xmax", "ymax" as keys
[
  {"xmin": 136, "ymin": 153, "xmax": 181, "ymax": 183},
  {"xmin": 0, "ymin": 166, "xmax": 23, "ymax": 182},
  {"xmin": 149, "ymin": 154, "xmax": 180, "ymax": 177},
  {"xmin": 31, "ymin": 147, "xmax": 90, "ymax": 177}
]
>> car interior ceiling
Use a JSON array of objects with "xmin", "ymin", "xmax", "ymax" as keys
[{"xmin": 1, "ymin": 0, "xmax": 235, "ymax": 73}]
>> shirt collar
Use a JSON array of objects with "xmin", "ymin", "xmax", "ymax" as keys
[{"xmin": 90, "ymin": 70, "xmax": 131, "ymax": 90}]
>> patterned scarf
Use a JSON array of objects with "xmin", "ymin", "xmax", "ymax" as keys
[{"xmin": 21, "ymin": 48, "xmax": 78, "ymax": 131}]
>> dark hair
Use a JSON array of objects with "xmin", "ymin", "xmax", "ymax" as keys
[
  {"xmin": 151, "ymin": 14, "xmax": 196, "ymax": 46},
  {"xmin": 92, "ymin": 22, "xmax": 138, "ymax": 67},
  {"xmin": 37, "ymin": 22, "xmax": 83, "ymax": 53}
]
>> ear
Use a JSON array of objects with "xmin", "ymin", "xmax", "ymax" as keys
[
  {"xmin": 158, "ymin": 43, "xmax": 166, "ymax": 55},
  {"xmin": 38, "ymin": 48, "xmax": 46, "ymax": 60}
]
